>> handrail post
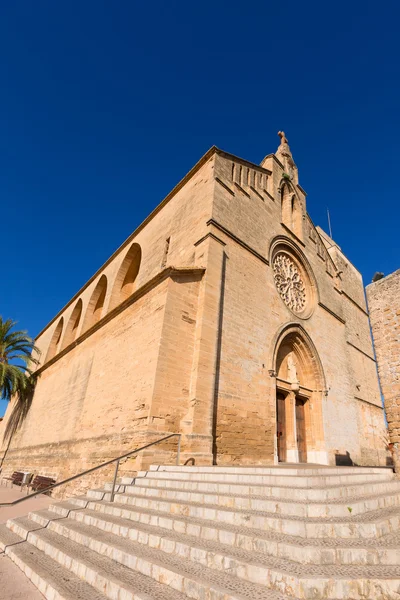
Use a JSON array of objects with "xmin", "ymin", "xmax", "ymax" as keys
[
  {"xmin": 0, "ymin": 432, "xmax": 181, "ymax": 509},
  {"xmin": 176, "ymin": 434, "xmax": 181, "ymax": 466},
  {"xmin": 110, "ymin": 459, "xmax": 120, "ymax": 502}
]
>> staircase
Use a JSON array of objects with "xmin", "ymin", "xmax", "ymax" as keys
[{"xmin": 1, "ymin": 465, "xmax": 400, "ymax": 600}]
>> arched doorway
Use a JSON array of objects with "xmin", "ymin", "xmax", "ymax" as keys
[{"xmin": 273, "ymin": 325, "xmax": 327, "ymax": 464}]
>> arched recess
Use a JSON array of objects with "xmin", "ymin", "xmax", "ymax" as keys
[
  {"xmin": 45, "ymin": 317, "xmax": 64, "ymax": 362},
  {"xmin": 272, "ymin": 323, "xmax": 327, "ymax": 465},
  {"xmin": 281, "ymin": 182, "xmax": 303, "ymax": 240},
  {"xmin": 82, "ymin": 275, "xmax": 107, "ymax": 333},
  {"xmin": 61, "ymin": 299, "xmax": 83, "ymax": 350},
  {"xmin": 281, "ymin": 183, "xmax": 292, "ymax": 229},
  {"xmin": 109, "ymin": 242, "xmax": 142, "ymax": 311},
  {"xmin": 292, "ymin": 196, "xmax": 303, "ymax": 239}
]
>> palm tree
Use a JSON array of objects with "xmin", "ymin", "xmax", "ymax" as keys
[{"xmin": 0, "ymin": 317, "xmax": 40, "ymax": 466}]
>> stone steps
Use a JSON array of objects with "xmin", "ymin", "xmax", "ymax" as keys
[
  {"xmin": 78, "ymin": 488, "xmax": 400, "ymax": 539},
  {"xmin": 0, "ymin": 465, "xmax": 399, "ymax": 599},
  {"xmin": 0, "ymin": 527, "xmax": 108, "ymax": 600},
  {"xmin": 137, "ymin": 467, "xmax": 393, "ymax": 488},
  {"xmin": 44, "ymin": 499, "xmax": 400, "ymax": 566},
  {"xmin": 120, "ymin": 475, "xmax": 400, "ymax": 501},
  {"xmin": 97, "ymin": 483, "xmax": 400, "ymax": 518},
  {"xmin": 4, "ymin": 517, "xmax": 291, "ymax": 600},
  {"xmin": 147, "ymin": 465, "xmax": 392, "ymax": 476},
  {"xmin": 8, "ymin": 511, "xmax": 400, "ymax": 600}
]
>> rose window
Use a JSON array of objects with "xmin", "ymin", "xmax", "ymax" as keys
[{"xmin": 273, "ymin": 252, "xmax": 307, "ymax": 314}]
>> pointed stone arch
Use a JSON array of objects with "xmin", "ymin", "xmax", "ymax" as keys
[
  {"xmin": 45, "ymin": 317, "xmax": 64, "ymax": 363},
  {"xmin": 61, "ymin": 299, "xmax": 83, "ymax": 350},
  {"xmin": 109, "ymin": 242, "xmax": 142, "ymax": 311},
  {"xmin": 82, "ymin": 275, "xmax": 108, "ymax": 333},
  {"xmin": 272, "ymin": 323, "xmax": 327, "ymax": 464}
]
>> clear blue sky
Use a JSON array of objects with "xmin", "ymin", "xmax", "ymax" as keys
[{"xmin": 1, "ymin": 2, "xmax": 399, "ymax": 414}]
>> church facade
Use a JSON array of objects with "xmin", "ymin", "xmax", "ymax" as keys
[{"xmin": 0, "ymin": 134, "xmax": 387, "ymax": 480}]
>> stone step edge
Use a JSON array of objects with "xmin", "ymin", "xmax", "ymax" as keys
[
  {"xmin": 109, "ymin": 489, "xmax": 400, "ymax": 526},
  {"xmin": 132, "ymin": 475, "xmax": 400, "ymax": 492},
  {"xmin": 61, "ymin": 509, "xmax": 400, "ymax": 577},
  {"xmin": 148, "ymin": 465, "xmax": 392, "ymax": 475},
  {"xmin": 46, "ymin": 500, "xmax": 400, "ymax": 551},
  {"xmin": 45, "ymin": 504, "xmax": 400, "ymax": 568},
  {"xmin": 10, "ymin": 517, "xmax": 292, "ymax": 600},
  {"xmin": 112, "ymin": 483, "xmax": 400, "ymax": 511},
  {"xmin": 142, "ymin": 473, "xmax": 394, "ymax": 485},
  {"xmin": 19, "ymin": 513, "xmax": 400, "ymax": 600},
  {"xmin": 55, "ymin": 496, "xmax": 400, "ymax": 540},
  {"xmin": 0, "ymin": 523, "xmax": 25, "ymax": 552},
  {"xmin": 61, "ymin": 500, "xmax": 400, "ymax": 550},
  {"xmin": 5, "ymin": 539, "xmax": 109, "ymax": 600},
  {"xmin": 5, "ymin": 517, "xmax": 192, "ymax": 600},
  {"xmin": 109, "ymin": 492, "xmax": 400, "ymax": 539}
]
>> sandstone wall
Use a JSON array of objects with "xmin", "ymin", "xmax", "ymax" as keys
[
  {"xmin": 367, "ymin": 270, "xmax": 400, "ymax": 469},
  {"xmin": 0, "ymin": 145, "xmax": 387, "ymax": 491},
  {"xmin": 0, "ymin": 154, "xmax": 215, "ymax": 490},
  {"xmin": 210, "ymin": 152, "xmax": 386, "ymax": 466}
]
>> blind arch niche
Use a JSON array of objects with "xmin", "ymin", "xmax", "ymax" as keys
[{"xmin": 109, "ymin": 243, "xmax": 142, "ymax": 311}]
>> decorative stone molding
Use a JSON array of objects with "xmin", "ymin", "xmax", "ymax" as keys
[
  {"xmin": 270, "ymin": 239, "xmax": 317, "ymax": 319},
  {"xmin": 273, "ymin": 253, "xmax": 307, "ymax": 314}
]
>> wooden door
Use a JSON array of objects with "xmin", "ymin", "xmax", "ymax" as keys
[
  {"xmin": 295, "ymin": 398, "xmax": 307, "ymax": 463},
  {"xmin": 276, "ymin": 393, "xmax": 286, "ymax": 462}
]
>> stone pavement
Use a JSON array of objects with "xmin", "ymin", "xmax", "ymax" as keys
[
  {"xmin": 0, "ymin": 553, "xmax": 44, "ymax": 599},
  {"xmin": 0, "ymin": 485, "xmax": 52, "ymax": 524},
  {"xmin": 0, "ymin": 485, "xmax": 50, "ymax": 599}
]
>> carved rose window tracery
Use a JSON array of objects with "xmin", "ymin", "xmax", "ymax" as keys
[{"xmin": 273, "ymin": 252, "xmax": 307, "ymax": 314}]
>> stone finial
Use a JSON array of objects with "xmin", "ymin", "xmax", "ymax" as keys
[
  {"xmin": 276, "ymin": 130, "xmax": 299, "ymax": 184},
  {"xmin": 278, "ymin": 131, "xmax": 289, "ymax": 145}
]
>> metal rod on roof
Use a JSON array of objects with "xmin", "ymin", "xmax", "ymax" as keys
[{"xmin": 327, "ymin": 208, "xmax": 333, "ymax": 239}]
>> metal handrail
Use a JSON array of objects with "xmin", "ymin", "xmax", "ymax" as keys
[{"xmin": 0, "ymin": 433, "xmax": 181, "ymax": 507}]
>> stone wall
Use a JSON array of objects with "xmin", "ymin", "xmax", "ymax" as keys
[
  {"xmin": 0, "ymin": 142, "xmax": 388, "ymax": 494},
  {"xmin": 367, "ymin": 270, "xmax": 400, "ymax": 470},
  {"xmin": 210, "ymin": 151, "xmax": 386, "ymax": 467},
  {"xmin": 0, "ymin": 153, "xmax": 216, "ymax": 491}
]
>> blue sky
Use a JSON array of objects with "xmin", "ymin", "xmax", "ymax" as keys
[{"xmin": 1, "ymin": 1, "xmax": 399, "ymax": 415}]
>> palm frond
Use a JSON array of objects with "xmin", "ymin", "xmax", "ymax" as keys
[{"xmin": 0, "ymin": 316, "xmax": 41, "ymax": 404}]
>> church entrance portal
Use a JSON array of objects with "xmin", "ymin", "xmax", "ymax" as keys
[{"xmin": 273, "ymin": 325, "xmax": 326, "ymax": 464}]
